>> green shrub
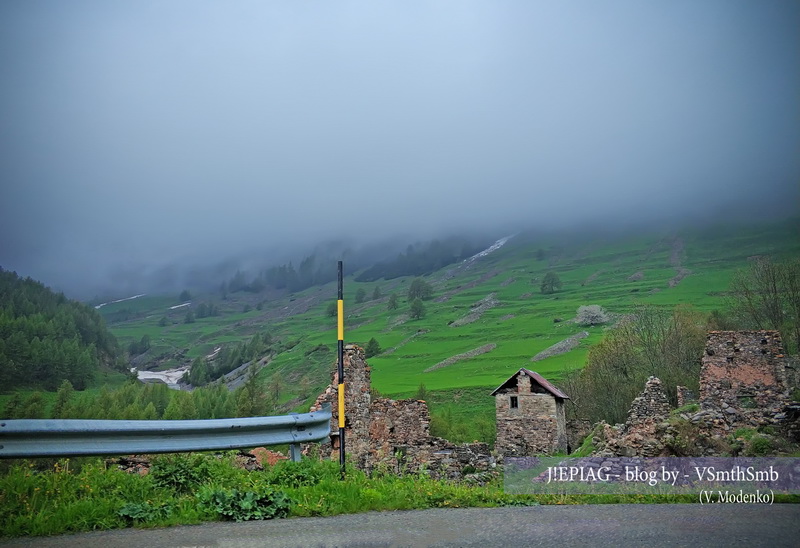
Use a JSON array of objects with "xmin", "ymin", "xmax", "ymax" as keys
[
  {"xmin": 733, "ymin": 427, "xmax": 757, "ymax": 441},
  {"xmin": 199, "ymin": 487, "xmax": 291, "ymax": 521},
  {"xmin": 265, "ymin": 459, "xmax": 330, "ymax": 488},
  {"xmin": 745, "ymin": 435, "xmax": 774, "ymax": 457},
  {"xmin": 672, "ymin": 403, "xmax": 699, "ymax": 414},
  {"xmin": 149, "ymin": 453, "xmax": 212, "ymax": 493},
  {"xmin": 117, "ymin": 501, "xmax": 172, "ymax": 523},
  {"xmin": 758, "ymin": 425, "xmax": 778, "ymax": 436},
  {"xmin": 739, "ymin": 396, "xmax": 757, "ymax": 409}
]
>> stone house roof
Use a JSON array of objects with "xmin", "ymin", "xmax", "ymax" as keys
[{"xmin": 490, "ymin": 368, "xmax": 569, "ymax": 399}]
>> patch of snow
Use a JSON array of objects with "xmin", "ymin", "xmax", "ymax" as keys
[
  {"xmin": 169, "ymin": 302, "xmax": 191, "ymax": 310},
  {"xmin": 464, "ymin": 235, "xmax": 514, "ymax": 263},
  {"xmin": 94, "ymin": 293, "xmax": 146, "ymax": 309},
  {"xmin": 206, "ymin": 346, "xmax": 222, "ymax": 360},
  {"xmin": 136, "ymin": 366, "xmax": 190, "ymax": 387}
]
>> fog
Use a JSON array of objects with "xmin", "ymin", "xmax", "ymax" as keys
[{"xmin": 1, "ymin": 1, "xmax": 798, "ymax": 298}]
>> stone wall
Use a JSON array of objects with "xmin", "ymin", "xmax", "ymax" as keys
[
  {"xmin": 495, "ymin": 372, "xmax": 567, "ymax": 456},
  {"xmin": 700, "ymin": 330, "xmax": 790, "ymax": 428},
  {"xmin": 566, "ymin": 418, "xmax": 592, "ymax": 454},
  {"xmin": 368, "ymin": 398, "xmax": 432, "ymax": 473},
  {"xmin": 676, "ymin": 386, "xmax": 696, "ymax": 408},
  {"xmin": 785, "ymin": 357, "xmax": 800, "ymax": 392},
  {"xmin": 593, "ymin": 377, "xmax": 673, "ymax": 457},
  {"xmin": 369, "ymin": 398, "xmax": 430, "ymax": 444},
  {"xmin": 309, "ymin": 345, "xmax": 495, "ymax": 480},
  {"xmin": 622, "ymin": 376, "xmax": 671, "ymax": 434},
  {"xmin": 308, "ymin": 345, "xmax": 372, "ymax": 469}
]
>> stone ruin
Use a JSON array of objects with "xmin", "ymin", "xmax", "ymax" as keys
[
  {"xmin": 592, "ymin": 376, "xmax": 673, "ymax": 457},
  {"xmin": 700, "ymin": 330, "xmax": 791, "ymax": 426},
  {"xmin": 308, "ymin": 345, "xmax": 495, "ymax": 480},
  {"xmin": 591, "ymin": 330, "xmax": 800, "ymax": 457},
  {"xmin": 565, "ymin": 418, "xmax": 592, "ymax": 454},
  {"xmin": 306, "ymin": 331, "xmax": 798, "ymax": 468},
  {"xmin": 676, "ymin": 386, "xmax": 695, "ymax": 408}
]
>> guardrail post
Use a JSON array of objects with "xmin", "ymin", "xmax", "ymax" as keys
[{"xmin": 289, "ymin": 443, "xmax": 301, "ymax": 462}]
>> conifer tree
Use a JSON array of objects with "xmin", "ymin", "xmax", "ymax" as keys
[
  {"xmin": 236, "ymin": 364, "xmax": 265, "ymax": 417},
  {"xmin": 365, "ymin": 337, "xmax": 382, "ymax": 358},
  {"xmin": 142, "ymin": 401, "xmax": 159, "ymax": 420},
  {"xmin": 52, "ymin": 379, "xmax": 74, "ymax": 418},
  {"xmin": 19, "ymin": 392, "xmax": 46, "ymax": 419}
]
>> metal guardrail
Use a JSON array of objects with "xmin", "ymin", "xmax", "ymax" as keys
[{"xmin": 0, "ymin": 404, "xmax": 331, "ymax": 460}]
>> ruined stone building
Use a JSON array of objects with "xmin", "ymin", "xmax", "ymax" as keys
[
  {"xmin": 491, "ymin": 368, "xmax": 568, "ymax": 456},
  {"xmin": 308, "ymin": 345, "xmax": 494, "ymax": 479},
  {"xmin": 591, "ymin": 376, "xmax": 673, "ymax": 458},
  {"xmin": 591, "ymin": 331, "xmax": 799, "ymax": 458},
  {"xmin": 700, "ymin": 330, "xmax": 792, "ymax": 428}
]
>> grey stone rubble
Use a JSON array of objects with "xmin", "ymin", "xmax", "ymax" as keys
[
  {"xmin": 449, "ymin": 293, "xmax": 499, "ymax": 327},
  {"xmin": 424, "ymin": 343, "xmax": 497, "ymax": 373},
  {"xmin": 531, "ymin": 332, "xmax": 589, "ymax": 362}
]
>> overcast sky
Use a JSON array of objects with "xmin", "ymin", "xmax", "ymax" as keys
[{"xmin": 1, "ymin": 1, "xmax": 798, "ymax": 297}]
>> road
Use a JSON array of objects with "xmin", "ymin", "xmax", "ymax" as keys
[{"xmin": 2, "ymin": 504, "xmax": 798, "ymax": 547}]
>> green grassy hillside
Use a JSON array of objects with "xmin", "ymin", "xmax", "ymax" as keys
[{"xmin": 95, "ymin": 218, "xmax": 798, "ymax": 442}]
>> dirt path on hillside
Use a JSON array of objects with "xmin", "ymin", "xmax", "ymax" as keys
[
  {"xmin": 667, "ymin": 237, "xmax": 692, "ymax": 287},
  {"xmin": 499, "ymin": 277, "xmax": 516, "ymax": 287}
]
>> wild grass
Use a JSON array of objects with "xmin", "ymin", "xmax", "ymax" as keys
[{"xmin": 8, "ymin": 453, "xmax": 780, "ymax": 540}]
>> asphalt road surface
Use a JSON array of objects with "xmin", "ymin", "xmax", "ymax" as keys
[{"xmin": 2, "ymin": 504, "xmax": 798, "ymax": 548}]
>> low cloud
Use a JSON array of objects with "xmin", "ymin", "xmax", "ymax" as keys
[{"xmin": 1, "ymin": 1, "xmax": 797, "ymax": 297}]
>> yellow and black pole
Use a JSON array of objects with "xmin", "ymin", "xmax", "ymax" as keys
[{"xmin": 337, "ymin": 260, "xmax": 345, "ymax": 479}]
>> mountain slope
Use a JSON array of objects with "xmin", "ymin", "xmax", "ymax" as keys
[{"xmin": 101, "ymin": 219, "xmax": 798, "ymax": 402}]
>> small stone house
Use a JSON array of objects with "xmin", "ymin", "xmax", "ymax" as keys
[{"xmin": 491, "ymin": 368, "xmax": 569, "ymax": 456}]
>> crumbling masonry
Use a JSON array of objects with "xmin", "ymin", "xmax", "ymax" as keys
[
  {"xmin": 700, "ymin": 330, "xmax": 791, "ymax": 427},
  {"xmin": 591, "ymin": 331, "xmax": 799, "ymax": 457},
  {"xmin": 309, "ymin": 345, "xmax": 495, "ymax": 479},
  {"xmin": 592, "ymin": 376, "xmax": 673, "ymax": 457}
]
